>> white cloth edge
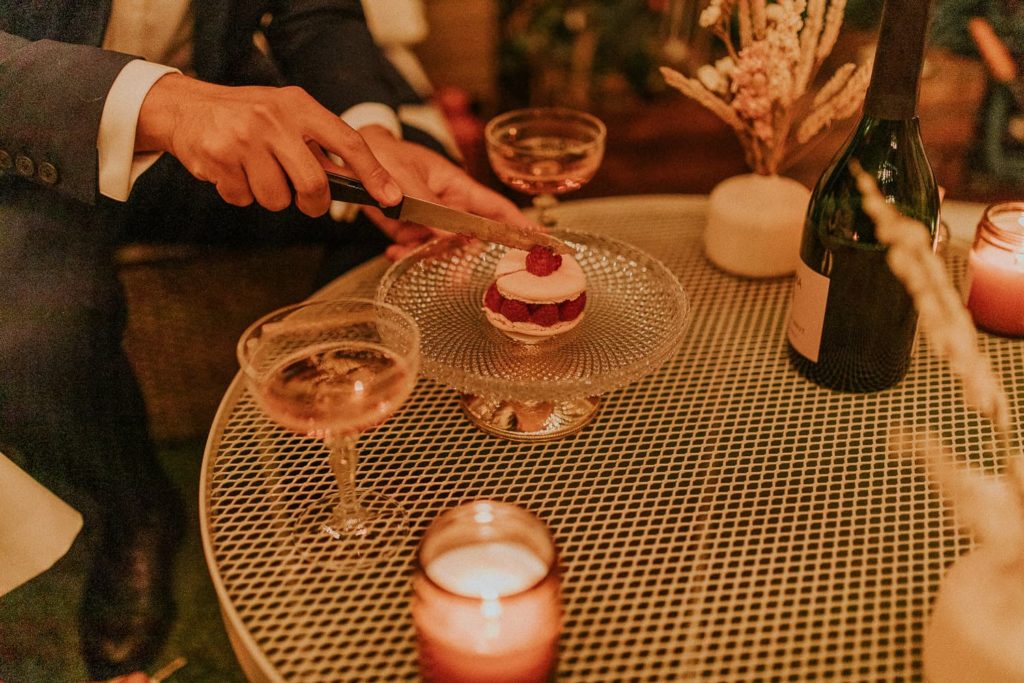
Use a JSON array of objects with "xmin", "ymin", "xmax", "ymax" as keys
[
  {"xmin": 340, "ymin": 102, "xmax": 402, "ymax": 140},
  {"xmin": 0, "ymin": 453, "xmax": 83, "ymax": 597}
]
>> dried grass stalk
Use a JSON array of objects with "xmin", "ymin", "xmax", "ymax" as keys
[
  {"xmin": 659, "ymin": 66, "xmax": 746, "ymax": 133},
  {"xmin": 853, "ymin": 162, "xmax": 1011, "ymax": 432},
  {"xmin": 795, "ymin": 0, "xmax": 827, "ymax": 96},
  {"xmin": 892, "ymin": 427, "xmax": 1024, "ymax": 563},
  {"xmin": 857, "ymin": 164, "xmax": 1024, "ymax": 553},
  {"xmin": 796, "ymin": 62, "xmax": 870, "ymax": 143},
  {"xmin": 664, "ymin": 0, "xmax": 865, "ymax": 174},
  {"xmin": 816, "ymin": 0, "xmax": 848, "ymax": 61},
  {"xmin": 751, "ymin": 0, "xmax": 767, "ymax": 39},
  {"xmin": 738, "ymin": 0, "xmax": 754, "ymax": 47},
  {"xmin": 811, "ymin": 62, "xmax": 856, "ymax": 109}
]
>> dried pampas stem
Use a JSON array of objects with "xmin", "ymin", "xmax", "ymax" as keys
[
  {"xmin": 751, "ymin": 0, "xmax": 767, "ymax": 39},
  {"xmin": 898, "ymin": 427, "xmax": 1024, "ymax": 561},
  {"xmin": 853, "ymin": 162, "xmax": 1024, "ymax": 520},
  {"xmin": 816, "ymin": 0, "xmax": 848, "ymax": 61},
  {"xmin": 660, "ymin": 66, "xmax": 746, "ymax": 133},
  {"xmin": 795, "ymin": 0, "xmax": 827, "ymax": 95},
  {"xmin": 812, "ymin": 62, "xmax": 856, "ymax": 109},
  {"xmin": 738, "ymin": 0, "xmax": 754, "ymax": 47},
  {"xmin": 853, "ymin": 161, "xmax": 1011, "ymax": 431},
  {"xmin": 796, "ymin": 62, "xmax": 870, "ymax": 144}
]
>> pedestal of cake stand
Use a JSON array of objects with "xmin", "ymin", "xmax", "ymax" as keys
[{"xmin": 460, "ymin": 395, "xmax": 601, "ymax": 442}]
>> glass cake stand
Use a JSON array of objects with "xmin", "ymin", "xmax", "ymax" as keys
[{"xmin": 376, "ymin": 230, "xmax": 691, "ymax": 441}]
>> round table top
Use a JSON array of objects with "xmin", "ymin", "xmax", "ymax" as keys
[{"xmin": 201, "ymin": 194, "xmax": 1015, "ymax": 682}]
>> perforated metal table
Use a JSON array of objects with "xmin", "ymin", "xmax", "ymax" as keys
[{"xmin": 200, "ymin": 196, "xmax": 1021, "ymax": 682}]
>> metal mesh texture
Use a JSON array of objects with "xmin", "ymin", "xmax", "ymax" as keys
[{"xmin": 202, "ymin": 195, "xmax": 1022, "ymax": 682}]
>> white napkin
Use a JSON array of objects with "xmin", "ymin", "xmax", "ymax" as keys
[{"xmin": 0, "ymin": 452, "xmax": 83, "ymax": 597}]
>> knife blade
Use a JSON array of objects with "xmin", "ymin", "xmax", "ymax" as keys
[{"xmin": 326, "ymin": 171, "xmax": 572, "ymax": 255}]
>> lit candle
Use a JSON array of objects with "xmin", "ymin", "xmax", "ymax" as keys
[
  {"xmin": 412, "ymin": 501, "xmax": 561, "ymax": 683},
  {"xmin": 966, "ymin": 203, "xmax": 1024, "ymax": 337}
]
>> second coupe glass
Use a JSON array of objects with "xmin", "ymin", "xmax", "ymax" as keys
[
  {"xmin": 485, "ymin": 107, "xmax": 606, "ymax": 226},
  {"xmin": 237, "ymin": 298, "xmax": 420, "ymax": 569}
]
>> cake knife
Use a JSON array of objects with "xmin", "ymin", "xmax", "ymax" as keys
[{"xmin": 326, "ymin": 171, "xmax": 572, "ymax": 255}]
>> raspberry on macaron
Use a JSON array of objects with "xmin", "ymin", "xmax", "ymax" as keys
[
  {"xmin": 558, "ymin": 292, "xmax": 587, "ymax": 321},
  {"xmin": 484, "ymin": 283, "xmax": 505, "ymax": 312},
  {"xmin": 500, "ymin": 299, "xmax": 531, "ymax": 323},
  {"xmin": 525, "ymin": 245, "xmax": 562, "ymax": 277},
  {"xmin": 531, "ymin": 303, "xmax": 560, "ymax": 327}
]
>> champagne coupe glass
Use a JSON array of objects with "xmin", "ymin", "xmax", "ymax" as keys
[
  {"xmin": 485, "ymin": 107, "xmax": 606, "ymax": 226},
  {"xmin": 237, "ymin": 298, "xmax": 420, "ymax": 569}
]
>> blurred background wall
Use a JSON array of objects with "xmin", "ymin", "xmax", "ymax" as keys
[{"xmin": 412, "ymin": 0, "xmax": 1015, "ymax": 202}]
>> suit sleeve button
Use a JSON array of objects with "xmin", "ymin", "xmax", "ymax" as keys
[
  {"xmin": 15, "ymin": 154, "xmax": 34, "ymax": 177},
  {"xmin": 38, "ymin": 162, "xmax": 59, "ymax": 186},
  {"xmin": 0, "ymin": 150, "xmax": 11, "ymax": 171}
]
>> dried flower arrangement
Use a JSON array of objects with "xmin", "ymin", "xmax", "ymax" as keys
[{"xmin": 660, "ymin": 0, "xmax": 870, "ymax": 175}]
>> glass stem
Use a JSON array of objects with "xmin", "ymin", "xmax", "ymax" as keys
[
  {"xmin": 533, "ymin": 193, "xmax": 559, "ymax": 227},
  {"xmin": 326, "ymin": 435, "xmax": 365, "ymax": 533}
]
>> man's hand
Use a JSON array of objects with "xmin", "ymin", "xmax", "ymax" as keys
[
  {"xmin": 357, "ymin": 125, "xmax": 537, "ymax": 260},
  {"xmin": 135, "ymin": 73, "xmax": 403, "ymax": 217}
]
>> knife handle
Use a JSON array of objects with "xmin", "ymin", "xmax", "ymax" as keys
[{"xmin": 325, "ymin": 171, "xmax": 403, "ymax": 220}]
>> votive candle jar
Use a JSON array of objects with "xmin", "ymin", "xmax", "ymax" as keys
[
  {"xmin": 412, "ymin": 500, "xmax": 561, "ymax": 683},
  {"xmin": 966, "ymin": 202, "xmax": 1024, "ymax": 337}
]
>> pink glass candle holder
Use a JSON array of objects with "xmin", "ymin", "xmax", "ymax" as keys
[
  {"xmin": 966, "ymin": 202, "xmax": 1024, "ymax": 337},
  {"xmin": 412, "ymin": 500, "xmax": 562, "ymax": 683}
]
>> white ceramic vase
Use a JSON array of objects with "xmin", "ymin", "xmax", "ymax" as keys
[{"xmin": 704, "ymin": 173, "xmax": 811, "ymax": 278}]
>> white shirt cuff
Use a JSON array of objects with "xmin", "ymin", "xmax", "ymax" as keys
[
  {"xmin": 340, "ymin": 102, "xmax": 402, "ymax": 139},
  {"xmin": 97, "ymin": 60, "xmax": 180, "ymax": 201}
]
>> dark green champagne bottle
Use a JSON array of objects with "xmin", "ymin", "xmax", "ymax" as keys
[{"xmin": 786, "ymin": 0, "xmax": 939, "ymax": 393}]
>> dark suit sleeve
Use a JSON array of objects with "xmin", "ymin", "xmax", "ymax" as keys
[
  {"xmin": 0, "ymin": 32, "xmax": 136, "ymax": 205},
  {"xmin": 263, "ymin": 0, "xmax": 421, "ymax": 116}
]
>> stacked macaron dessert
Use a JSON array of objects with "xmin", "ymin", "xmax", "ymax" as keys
[{"xmin": 482, "ymin": 245, "xmax": 587, "ymax": 343}]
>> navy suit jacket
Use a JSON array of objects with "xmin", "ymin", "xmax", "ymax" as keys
[{"xmin": 0, "ymin": 0, "xmax": 421, "ymax": 205}]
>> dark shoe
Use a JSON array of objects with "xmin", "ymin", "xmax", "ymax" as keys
[{"xmin": 79, "ymin": 491, "xmax": 185, "ymax": 679}]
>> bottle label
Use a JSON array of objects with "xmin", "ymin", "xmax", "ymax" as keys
[{"xmin": 788, "ymin": 258, "xmax": 830, "ymax": 363}]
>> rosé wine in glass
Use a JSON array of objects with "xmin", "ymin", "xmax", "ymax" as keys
[
  {"xmin": 238, "ymin": 298, "xmax": 420, "ymax": 569},
  {"xmin": 258, "ymin": 341, "xmax": 415, "ymax": 438},
  {"xmin": 485, "ymin": 108, "xmax": 605, "ymax": 225}
]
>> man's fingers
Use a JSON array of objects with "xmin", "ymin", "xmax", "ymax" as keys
[
  {"xmin": 394, "ymin": 224, "xmax": 436, "ymax": 245},
  {"xmin": 165, "ymin": 82, "xmax": 406, "ymax": 216},
  {"xmin": 98, "ymin": 672, "xmax": 151, "ymax": 683},
  {"xmin": 386, "ymin": 243, "xmax": 417, "ymax": 261},
  {"xmin": 214, "ymin": 168, "xmax": 255, "ymax": 207},
  {"xmin": 244, "ymin": 154, "xmax": 294, "ymax": 213},
  {"xmin": 271, "ymin": 140, "xmax": 332, "ymax": 217},
  {"xmin": 308, "ymin": 142, "xmax": 348, "ymax": 176},
  {"xmin": 365, "ymin": 208, "xmax": 435, "ymax": 243},
  {"xmin": 305, "ymin": 114, "xmax": 402, "ymax": 207},
  {"xmin": 362, "ymin": 207, "xmax": 404, "ymax": 240},
  {"xmin": 457, "ymin": 179, "xmax": 539, "ymax": 230}
]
